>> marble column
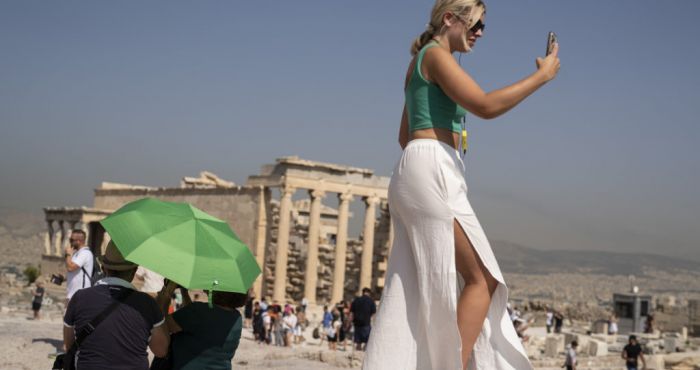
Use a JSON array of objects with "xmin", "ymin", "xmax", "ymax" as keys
[
  {"xmin": 45, "ymin": 220, "xmax": 55, "ymax": 256},
  {"xmin": 304, "ymin": 189, "xmax": 324, "ymax": 304},
  {"xmin": 55, "ymin": 221, "xmax": 65, "ymax": 256},
  {"xmin": 273, "ymin": 186, "xmax": 295, "ymax": 303},
  {"xmin": 76, "ymin": 221, "xmax": 89, "ymax": 247},
  {"xmin": 359, "ymin": 196, "xmax": 378, "ymax": 294},
  {"xmin": 331, "ymin": 192, "xmax": 352, "ymax": 304},
  {"xmin": 253, "ymin": 186, "xmax": 268, "ymax": 299}
]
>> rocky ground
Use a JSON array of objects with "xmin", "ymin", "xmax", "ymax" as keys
[
  {"xmin": 0, "ymin": 310, "xmax": 361, "ymax": 370},
  {"xmin": 3, "ymin": 310, "xmax": 700, "ymax": 370}
]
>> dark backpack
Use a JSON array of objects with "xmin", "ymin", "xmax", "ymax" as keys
[{"xmin": 80, "ymin": 253, "xmax": 104, "ymax": 287}]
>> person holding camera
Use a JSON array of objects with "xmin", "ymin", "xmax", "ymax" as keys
[
  {"xmin": 64, "ymin": 230, "xmax": 94, "ymax": 305},
  {"xmin": 362, "ymin": 0, "xmax": 559, "ymax": 369}
]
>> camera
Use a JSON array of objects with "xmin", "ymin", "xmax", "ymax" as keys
[{"xmin": 50, "ymin": 273, "xmax": 65, "ymax": 286}]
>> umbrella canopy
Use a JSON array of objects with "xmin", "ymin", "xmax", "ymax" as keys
[{"xmin": 100, "ymin": 198, "xmax": 261, "ymax": 294}]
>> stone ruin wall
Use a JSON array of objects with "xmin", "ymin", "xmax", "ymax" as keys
[
  {"xmin": 93, "ymin": 187, "xmax": 261, "ymax": 253},
  {"xmin": 263, "ymin": 200, "xmax": 390, "ymax": 304}
]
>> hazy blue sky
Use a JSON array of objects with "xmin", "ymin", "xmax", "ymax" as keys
[{"xmin": 1, "ymin": 1, "xmax": 698, "ymax": 260}]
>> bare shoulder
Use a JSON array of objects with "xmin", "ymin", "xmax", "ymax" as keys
[{"xmin": 422, "ymin": 46, "xmax": 461, "ymax": 82}]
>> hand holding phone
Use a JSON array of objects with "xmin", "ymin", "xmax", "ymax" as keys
[
  {"xmin": 536, "ymin": 31, "xmax": 561, "ymax": 81},
  {"xmin": 546, "ymin": 31, "xmax": 558, "ymax": 56}
]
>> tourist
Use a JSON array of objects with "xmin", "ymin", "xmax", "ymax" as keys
[
  {"xmin": 318, "ymin": 305, "xmax": 332, "ymax": 347},
  {"xmin": 563, "ymin": 340, "xmax": 578, "ymax": 370},
  {"xmin": 326, "ymin": 308, "xmax": 341, "ymax": 351},
  {"xmin": 30, "ymin": 280, "xmax": 45, "ymax": 320},
  {"xmin": 243, "ymin": 292, "xmax": 254, "ymax": 329},
  {"xmin": 341, "ymin": 301, "xmax": 353, "ymax": 350},
  {"xmin": 271, "ymin": 306, "xmax": 284, "ymax": 346},
  {"xmin": 546, "ymin": 307, "xmax": 554, "ymax": 333},
  {"xmin": 294, "ymin": 305, "xmax": 306, "ymax": 344},
  {"xmin": 260, "ymin": 297, "xmax": 269, "ymax": 312},
  {"xmin": 301, "ymin": 297, "xmax": 308, "ymax": 313},
  {"xmin": 362, "ymin": 0, "xmax": 559, "ymax": 368},
  {"xmin": 322, "ymin": 305, "xmax": 333, "ymax": 330},
  {"xmin": 644, "ymin": 314, "xmax": 655, "ymax": 334},
  {"xmin": 155, "ymin": 281, "xmax": 246, "ymax": 370},
  {"xmin": 252, "ymin": 302, "xmax": 264, "ymax": 342},
  {"xmin": 64, "ymin": 229, "xmax": 94, "ymax": 305},
  {"xmin": 608, "ymin": 314, "xmax": 618, "ymax": 335},
  {"xmin": 262, "ymin": 308, "xmax": 272, "ymax": 344},
  {"xmin": 282, "ymin": 308, "xmax": 298, "ymax": 347},
  {"xmin": 134, "ymin": 266, "xmax": 164, "ymax": 298},
  {"xmin": 63, "ymin": 241, "xmax": 169, "ymax": 369},
  {"xmin": 622, "ymin": 335, "xmax": 647, "ymax": 370},
  {"xmin": 335, "ymin": 300, "xmax": 347, "ymax": 350},
  {"xmin": 554, "ymin": 310, "xmax": 564, "ymax": 333},
  {"xmin": 622, "ymin": 335, "xmax": 646, "ymax": 370},
  {"xmin": 351, "ymin": 288, "xmax": 376, "ymax": 351}
]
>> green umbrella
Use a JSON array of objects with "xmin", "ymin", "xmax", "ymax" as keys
[{"xmin": 99, "ymin": 198, "xmax": 261, "ymax": 295}]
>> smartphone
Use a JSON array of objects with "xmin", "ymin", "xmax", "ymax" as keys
[{"xmin": 546, "ymin": 31, "xmax": 557, "ymax": 56}]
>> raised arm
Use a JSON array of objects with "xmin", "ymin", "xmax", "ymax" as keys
[
  {"xmin": 156, "ymin": 281, "xmax": 183, "ymax": 334},
  {"xmin": 64, "ymin": 247, "xmax": 80, "ymax": 272},
  {"xmin": 429, "ymin": 44, "xmax": 560, "ymax": 120}
]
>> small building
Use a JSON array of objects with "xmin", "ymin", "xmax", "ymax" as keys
[
  {"xmin": 613, "ymin": 290, "xmax": 653, "ymax": 334},
  {"xmin": 690, "ymin": 299, "xmax": 700, "ymax": 337}
]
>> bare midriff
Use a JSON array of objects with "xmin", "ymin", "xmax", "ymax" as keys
[{"xmin": 410, "ymin": 127, "xmax": 460, "ymax": 149}]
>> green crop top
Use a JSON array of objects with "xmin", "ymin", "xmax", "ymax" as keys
[{"xmin": 405, "ymin": 41, "xmax": 467, "ymax": 133}]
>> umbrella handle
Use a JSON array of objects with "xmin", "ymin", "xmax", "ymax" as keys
[{"xmin": 208, "ymin": 280, "xmax": 219, "ymax": 309}]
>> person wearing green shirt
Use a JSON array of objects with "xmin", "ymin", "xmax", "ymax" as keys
[{"xmin": 157, "ymin": 281, "xmax": 248, "ymax": 370}]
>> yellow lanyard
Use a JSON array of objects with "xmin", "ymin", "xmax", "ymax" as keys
[{"xmin": 461, "ymin": 116, "xmax": 468, "ymax": 156}]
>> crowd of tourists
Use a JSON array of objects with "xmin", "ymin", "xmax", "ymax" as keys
[{"xmin": 246, "ymin": 287, "xmax": 377, "ymax": 352}]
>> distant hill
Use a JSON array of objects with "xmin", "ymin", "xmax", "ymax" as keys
[
  {"xmin": 492, "ymin": 241, "xmax": 699, "ymax": 276},
  {"xmin": 0, "ymin": 208, "xmax": 697, "ymax": 277}
]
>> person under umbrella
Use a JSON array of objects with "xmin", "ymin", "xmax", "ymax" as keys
[{"xmin": 155, "ymin": 281, "xmax": 248, "ymax": 370}]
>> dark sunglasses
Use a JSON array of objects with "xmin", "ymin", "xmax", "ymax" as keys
[{"xmin": 469, "ymin": 19, "xmax": 485, "ymax": 33}]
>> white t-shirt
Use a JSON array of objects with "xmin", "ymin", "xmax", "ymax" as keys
[
  {"xmin": 283, "ymin": 314, "xmax": 298, "ymax": 330},
  {"xmin": 546, "ymin": 312, "xmax": 554, "ymax": 326},
  {"xmin": 66, "ymin": 246, "xmax": 94, "ymax": 299},
  {"xmin": 565, "ymin": 347, "xmax": 577, "ymax": 366},
  {"xmin": 135, "ymin": 266, "xmax": 164, "ymax": 293}
]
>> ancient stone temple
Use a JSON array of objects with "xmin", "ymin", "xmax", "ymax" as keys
[{"xmin": 41, "ymin": 157, "xmax": 392, "ymax": 305}]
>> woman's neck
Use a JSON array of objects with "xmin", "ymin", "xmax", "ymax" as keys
[{"xmin": 431, "ymin": 36, "xmax": 453, "ymax": 53}]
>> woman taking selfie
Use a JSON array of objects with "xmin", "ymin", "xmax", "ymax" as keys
[{"xmin": 363, "ymin": 0, "xmax": 560, "ymax": 369}]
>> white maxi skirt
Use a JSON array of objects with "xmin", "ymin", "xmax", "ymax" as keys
[{"xmin": 363, "ymin": 139, "xmax": 533, "ymax": 370}]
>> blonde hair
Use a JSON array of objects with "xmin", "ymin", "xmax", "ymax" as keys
[{"xmin": 410, "ymin": 0, "xmax": 486, "ymax": 55}]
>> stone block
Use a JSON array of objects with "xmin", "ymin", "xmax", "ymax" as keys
[
  {"xmin": 545, "ymin": 335, "xmax": 564, "ymax": 358},
  {"xmin": 564, "ymin": 333, "xmax": 578, "ymax": 345},
  {"xmin": 665, "ymin": 336, "xmax": 682, "ymax": 353},
  {"xmin": 646, "ymin": 354, "xmax": 665, "ymax": 370},
  {"xmin": 591, "ymin": 320, "xmax": 608, "ymax": 334},
  {"xmin": 587, "ymin": 339, "xmax": 608, "ymax": 356}
]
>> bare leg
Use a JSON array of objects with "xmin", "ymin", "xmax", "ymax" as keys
[{"xmin": 454, "ymin": 220, "xmax": 498, "ymax": 370}]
